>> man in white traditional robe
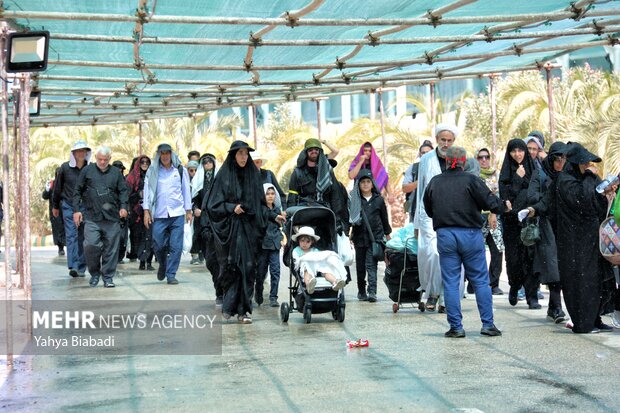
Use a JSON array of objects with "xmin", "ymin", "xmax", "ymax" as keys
[{"xmin": 413, "ymin": 124, "xmax": 458, "ymax": 311}]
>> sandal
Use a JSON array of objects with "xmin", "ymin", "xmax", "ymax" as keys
[
  {"xmin": 426, "ymin": 296, "xmax": 438, "ymax": 312},
  {"xmin": 238, "ymin": 314, "xmax": 252, "ymax": 324}
]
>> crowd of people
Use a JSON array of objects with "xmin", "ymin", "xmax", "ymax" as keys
[{"xmin": 43, "ymin": 126, "xmax": 620, "ymax": 333}]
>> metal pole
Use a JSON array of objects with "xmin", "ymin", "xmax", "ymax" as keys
[
  {"xmin": 369, "ymin": 92, "xmax": 375, "ymax": 121},
  {"xmin": 545, "ymin": 65, "xmax": 556, "ymax": 143},
  {"xmin": 3, "ymin": 9, "xmax": 618, "ymax": 26},
  {"xmin": 39, "ymin": 40, "xmax": 616, "ymax": 76},
  {"xmin": 429, "ymin": 82, "xmax": 436, "ymax": 132},
  {"xmin": 0, "ymin": 29, "xmax": 13, "ymax": 368},
  {"xmin": 251, "ymin": 105, "xmax": 258, "ymax": 149},
  {"xmin": 18, "ymin": 76, "xmax": 32, "ymax": 337},
  {"xmin": 48, "ymin": 25, "xmax": 620, "ymax": 47},
  {"xmin": 490, "ymin": 75, "xmax": 498, "ymax": 161},
  {"xmin": 138, "ymin": 121, "xmax": 143, "ymax": 155},
  {"xmin": 377, "ymin": 90, "xmax": 388, "ymax": 169},
  {"xmin": 315, "ymin": 99, "xmax": 322, "ymax": 140},
  {"xmin": 12, "ymin": 85, "xmax": 21, "ymax": 284}
]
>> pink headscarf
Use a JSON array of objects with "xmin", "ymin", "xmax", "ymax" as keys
[{"xmin": 348, "ymin": 142, "xmax": 388, "ymax": 192}]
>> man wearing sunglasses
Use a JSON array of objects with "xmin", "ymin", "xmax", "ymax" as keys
[{"xmin": 287, "ymin": 139, "xmax": 344, "ymax": 225}]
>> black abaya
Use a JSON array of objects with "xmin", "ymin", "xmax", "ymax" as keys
[
  {"xmin": 206, "ymin": 148, "xmax": 266, "ymax": 318},
  {"xmin": 554, "ymin": 165, "xmax": 613, "ymax": 333},
  {"xmin": 499, "ymin": 139, "xmax": 538, "ymax": 304}
]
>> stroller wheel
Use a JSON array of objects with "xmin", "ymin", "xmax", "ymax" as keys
[
  {"xmin": 303, "ymin": 305, "xmax": 312, "ymax": 324},
  {"xmin": 392, "ymin": 303, "xmax": 399, "ymax": 313},
  {"xmin": 280, "ymin": 302, "xmax": 290, "ymax": 323},
  {"xmin": 337, "ymin": 305, "xmax": 345, "ymax": 323},
  {"xmin": 418, "ymin": 301, "xmax": 426, "ymax": 313}
]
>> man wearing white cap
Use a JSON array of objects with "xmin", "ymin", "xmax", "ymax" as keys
[
  {"xmin": 413, "ymin": 124, "xmax": 458, "ymax": 311},
  {"xmin": 52, "ymin": 140, "xmax": 91, "ymax": 278}
]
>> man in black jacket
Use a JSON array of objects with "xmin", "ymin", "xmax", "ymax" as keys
[
  {"xmin": 423, "ymin": 146, "xmax": 511, "ymax": 338},
  {"xmin": 53, "ymin": 140, "xmax": 91, "ymax": 277},
  {"xmin": 287, "ymin": 138, "xmax": 344, "ymax": 229},
  {"xmin": 73, "ymin": 146, "xmax": 129, "ymax": 288}
]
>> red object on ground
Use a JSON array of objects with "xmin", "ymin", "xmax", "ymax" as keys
[{"xmin": 346, "ymin": 339, "xmax": 369, "ymax": 348}]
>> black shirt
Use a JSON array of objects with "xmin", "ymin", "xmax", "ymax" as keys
[
  {"xmin": 52, "ymin": 161, "xmax": 87, "ymax": 209},
  {"xmin": 423, "ymin": 168, "xmax": 506, "ymax": 231},
  {"xmin": 73, "ymin": 163, "xmax": 129, "ymax": 222}
]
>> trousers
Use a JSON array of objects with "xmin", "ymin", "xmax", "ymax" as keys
[
  {"xmin": 61, "ymin": 200, "xmax": 86, "ymax": 273},
  {"xmin": 437, "ymin": 227, "xmax": 494, "ymax": 330},
  {"xmin": 83, "ymin": 219, "xmax": 121, "ymax": 282}
]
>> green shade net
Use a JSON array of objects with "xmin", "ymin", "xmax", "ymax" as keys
[{"xmin": 2, "ymin": 0, "xmax": 618, "ymax": 125}]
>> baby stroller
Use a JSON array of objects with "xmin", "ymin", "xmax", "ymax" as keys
[
  {"xmin": 383, "ymin": 237, "xmax": 422, "ymax": 313},
  {"xmin": 280, "ymin": 206, "xmax": 346, "ymax": 324}
]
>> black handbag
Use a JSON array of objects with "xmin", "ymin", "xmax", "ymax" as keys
[
  {"xmin": 362, "ymin": 209, "xmax": 385, "ymax": 261},
  {"xmin": 520, "ymin": 217, "xmax": 541, "ymax": 246}
]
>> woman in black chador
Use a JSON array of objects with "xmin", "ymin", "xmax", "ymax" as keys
[
  {"xmin": 554, "ymin": 143, "xmax": 615, "ymax": 333},
  {"xmin": 499, "ymin": 139, "xmax": 539, "ymax": 309},
  {"xmin": 206, "ymin": 141, "xmax": 266, "ymax": 324},
  {"xmin": 525, "ymin": 142, "xmax": 569, "ymax": 323}
]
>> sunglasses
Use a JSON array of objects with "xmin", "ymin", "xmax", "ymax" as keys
[
  {"xmin": 188, "ymin": 168, "xmax": 197, "ymax": 173},
  {"xmin": 140, "ymin": 160, "xmax": 151, "ymax": 165},
  {"xmin": 477, "ymin": 155, "xmax": 491, "ymax": 160}
]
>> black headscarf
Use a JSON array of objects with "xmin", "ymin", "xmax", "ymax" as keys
[
  {"xmin": 207, "ymin": 146, "xmax": 265, "ymax": 230},
  {"xmin": 540, "ymin": 141, "xmax": 568, "ymax": 181},
  {"xmin": 199, "ymin": 153, "xmax": 217, "ymax": 194},
  {"xmin": 499, "ymin": 139, "xmax": 536, "ymax": 209},
  {"xmin": 499, "ymin": 139, "xmax": 535, "ymax": 185},
  {"xmin": 206, "ymin": 144, "xmax": 266, "ymax": 289}
]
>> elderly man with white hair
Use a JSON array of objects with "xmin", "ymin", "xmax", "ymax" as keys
[
  {"xmin": 413, "ymin": 124, "xmax": 458, "ymax": 312},
  {"xmin": 73, "ymin": 146, "xmax": 129, "ymax": 288}
]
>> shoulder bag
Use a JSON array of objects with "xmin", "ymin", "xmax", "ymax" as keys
[{"xmin": 361, "ymin": 208, "xmax": 385, "ymax": 261}]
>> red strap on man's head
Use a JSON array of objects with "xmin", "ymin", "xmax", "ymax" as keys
[{"xmin": 447, "ymin": 156, "xmax": 466, "ymax": 169}]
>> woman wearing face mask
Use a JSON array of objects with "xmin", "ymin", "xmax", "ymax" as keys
[
  {"xmin": 206, "ymin": 141, "xmax": 266, "ymax": 324},
  {"xmin": 522, "ymin": 142, "xmax": 569, "ymax": 323},
  {"xmin": 553, "ymin": 143, "xmax": 616, "ymax": 333},
  {"xmin": 499, "ymin": 139, "xmax": 538, "ymax": 309}
]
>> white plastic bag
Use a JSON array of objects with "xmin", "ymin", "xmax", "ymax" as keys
[
  {"xmin": 337, "ymin": 233, "xmax": 354, "ymax": 266},
  {"xmin": 182, "ymin": 222, "xmax": 193, "ymax": 254}
]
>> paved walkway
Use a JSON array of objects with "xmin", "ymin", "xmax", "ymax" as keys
[{"xmin": 1, "ymin": 247, "xmax": 619, "ymax": 412}]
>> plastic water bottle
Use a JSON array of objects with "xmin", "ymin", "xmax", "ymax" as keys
[{"xmin": 596, "ymin": 174, "xmax": 619, "ymax": 193}]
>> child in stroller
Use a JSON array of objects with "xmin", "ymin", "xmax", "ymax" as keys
[
  {"xmin": 292, "ymin": 226, "xmax": 346, "ymax": 293},
  {"xmin": 280, "ymin": 206, "xmax": 347, "ymax": 323}
]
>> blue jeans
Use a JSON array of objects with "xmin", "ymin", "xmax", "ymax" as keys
[
  {"xmin": 151, "ymin": 215, "xmax": 184, "ymax": 281},
  {"xmin": 256, "ymin": 249, "xmax": 281, "ymax": 300},
  {"xmin": 437, "ymin": 227, "xmax": 494, "ymax": 330},
  {"xmin": 61, "ymin": 200, "xmax": 86, "ymax": 273}
]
